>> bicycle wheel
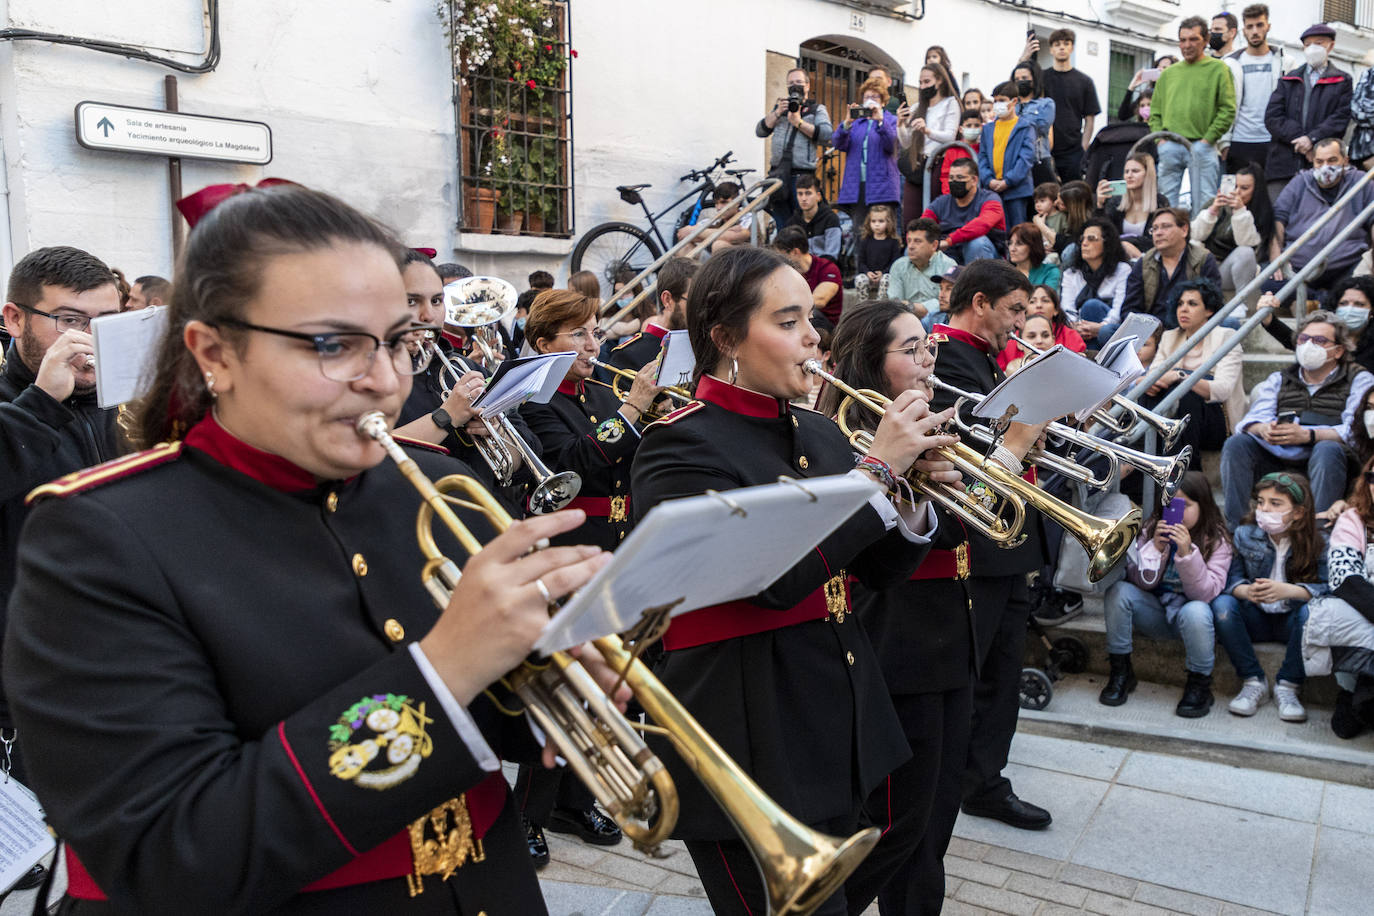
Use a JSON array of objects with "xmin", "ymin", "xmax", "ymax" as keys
[{"xmin": 570, "ymin": 222, "xmax": 663, "ymax": 298}]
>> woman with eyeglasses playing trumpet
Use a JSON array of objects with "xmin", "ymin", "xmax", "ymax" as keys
[
  {"xmin": 4, "ymin": 184, "xmax": 620, "ymax": 913},
  {"xmin": 630, "ymin": 247, "xmax": 958, "ymax": 915},
  {"xmin": 816, "ymin": 301, "xmax": 979, "ymax": 915}
]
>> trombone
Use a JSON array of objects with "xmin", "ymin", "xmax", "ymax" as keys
[
  {"xmin": 805, "ymin": 360, "xmax": 1139, "ymax": 581},
  {"xmin": 588, "ymin": 357, "xmax": 694, "ymax": 421},
  {"xmin": 926, "ymin": 374, "xmax": 1190, "ymax": 504},
  {"xmin": 1009, "ymin": 334, "xmax": 1190, "ymax": 451},
  {"xmin": 421, "ymin": 332, "xmax": 581, "ymax": 515},
  {"xmin": 357, "ymin": 410, "xmax": 883, "ymax": 915}
]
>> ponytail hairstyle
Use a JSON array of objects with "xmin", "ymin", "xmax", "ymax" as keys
[
  {"xmin": 817, "ymin": 300, "xmax": 917, "ymax": 431},
  {"xmin": 131, "ymin": 185, "xmax": 406, "ymax": 448},
  {"xmin": 688, "ymin": 246, "xmax": 794, "ymax": 386}
]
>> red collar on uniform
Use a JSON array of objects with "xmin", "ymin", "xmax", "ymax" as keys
[
  {"xmin": 932, "ymin": 323, "xmax": 993, "ymax": 354},
  {"xmin": 695, "ymin": 374, "xmax": 787, "ymax": 418},
  {"xmin": 557, "ymin": 378, "xmax": 586, "ymax": 396},
  {"xmin": 183, "ymin": 413, "xmax": 319, "ymax": 493},
  {"xmin": 643, "ymin": 322, "xmax": 669, "ymax": 340}
]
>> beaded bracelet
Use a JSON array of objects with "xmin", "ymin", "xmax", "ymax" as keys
[{"xmin": 855, "ymin": 454, "xmax": 896, "ymax": 489}]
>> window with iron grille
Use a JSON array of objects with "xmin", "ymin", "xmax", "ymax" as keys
[
  {"xmin": 1325, "ymin": 0, "xmax": 1356, "ymax": 26},
  {"xmin": 443, "ymin": 0, "xmax": 573, "ymax": 237}
]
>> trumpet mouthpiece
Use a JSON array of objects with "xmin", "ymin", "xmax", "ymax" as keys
[
  {"xmin": 802, "ymin": 359, "xmax": 823, "ymax": 375},
  {"xmin": 355, "ymin": 410, "xmax": 389, "ymax": 440}
]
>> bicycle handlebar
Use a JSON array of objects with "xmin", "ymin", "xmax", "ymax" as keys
[{"xmin": 679, "ymin": 151, "xmax": 735, "ymax": 183}]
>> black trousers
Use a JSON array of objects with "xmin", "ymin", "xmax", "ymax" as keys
[
  {"xmin": 1141, "ymin": 388, "xmax": 1227, "ymax": 472},
  {"xmin": 1226, "ymin": 141, "xmax": 1270, "ymax": 173},
  {"xmin": 845, "ymin": 685, "xmax": 974, "ymax": 916},
  {"xmin": 513, "ymin": 763, "xmax": 594, "ymax": 826},
  {"xmin": 686, "ymin": 812, "xmax": 859, "ymax": 916},
  {"xmin": 768, "ymin": 172, "xmax": 800, "ymax": 231},
  {"xmin": 962, "ymin": 575, "xmax": 1031, "ymax": 804},
  {"xmin": 1052, "ymin": 147, "xmax": 1085, "ymax": 183}
]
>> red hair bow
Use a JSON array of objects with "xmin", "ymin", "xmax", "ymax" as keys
[
  {"xmin": 411, "ymin": 247, "xmax": 438, "ymax": 258},
  {"xmin": 176, "ymin": 178, "xmax": 298, "ymax": 228}
]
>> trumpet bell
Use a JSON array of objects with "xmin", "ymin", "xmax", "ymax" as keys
[{"xmin": 528, "ymin": 470, "xmax": 582, "ymax": 515}]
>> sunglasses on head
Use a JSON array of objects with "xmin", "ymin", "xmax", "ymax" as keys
[{"xmin": 1258, "ymin": 472, "xmax": 1305, "ymax": 502}]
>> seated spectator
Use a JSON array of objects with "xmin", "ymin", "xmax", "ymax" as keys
[
  {"xmin": 787, "ymin": 174, "xmax": 842, "ymax": 261},
  {"xmin": 925, "ymin": 263, "xmax": 959, "ymax": 331},
  {"xmin": 978, "ymin": 82, "xmax": 1036, "ymax": 227},
  {"xmin": 920, "ymin": 157, "xmax": 1005, "ymax": 263},
  {"xmin": 126, "ymin": 274, "xmax": 170, "ymax": 311},
  {"xmin": 1003, "ymin": 312, "xmax": 1054, "ymax": 373},
  {"xmin": 1100, "ymin": 472, "xmax": 1231, "ymax": 717},
  {"xmin": 1193, "ymin": 166, "xmax": 1272, "ymax": 311},
  {"xmin": 936, "ymin": 108, "xmax": 985, "ymax": 198},
  {"xmin": 998, "ymin": 285, "xmax": 1084, "ymax": 370},
  {"xmin": 831, "ymin": 77, "xmax": 901, "ymax": 225},
  {"xmin": 854, "ymin": 204, "xmax": 903, "ymax": 300},
  {"xmin": 1258, "ymin": 278, "xmax": 1374, "ymax": 373},
  {"xmin": 1032, "ymin": 182, "xmax": 1063, "ymax": 240},
  {"xmin": 676, "ymin": 181, "xmax": 755, "ymax": 255},
  {"xmin": 1121, "ymin": 207, "xmax": 1222, "ymax": 332},
  {"xmin": 1307, "ymin": 461, "xmax": 1374, "ymax": 738},
  {"xmin": 774, "ymin": 225, "xmax": 842, "ymax": 326},
  {"xmin": 1263, "ymin": 24, "xmax": 1353, "ymax": 202},
  {"xmin": 605, "ymin": 266, "xmax": 650, "ymax": 342},
  {"xmin": 1142, "ymin": 279, "xmax": 1247, "ymax": 470},
  {"xmin": 1351, "ymin": 62, "xmax": 1374, "ymax": 170},
  {"xmin": 568, "ymin": 268, "xmax": 602, "ymax": 302},
  {"xmin": 1006, "ymin": 223, "xmax": 1059, "ymax": 292},
  {"xmin": 1062, "ymin": 217, "xmax": 1132, "ymax": 341},
  {"xmin": 1213, "ymin": 472, "xmax": 1327, "ymax": 722},
  {"xmin": 1037, "ymin": 181, "xmax": 1094, "ymax": 259},
  {"xmin": 1271, "ymin": 139, "xmax": 1374, "ymax": 297},
  {"xmin": 887, "ymin": 217, "xmax": 954, "ymax": 321},
  {"xmin": 1095, "ymin": 152, "xmax": 1167, "ymax": 256},
  {"xmin": 1221, "ymin": 310, "xmax": 1374, "ymax": 528}
]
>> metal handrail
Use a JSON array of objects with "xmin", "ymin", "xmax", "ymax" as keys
[
  {"xmin": 1132, "ymin": 186, "xmax": 1374, "ymax": 506},
  {"xmin": 921, "ymin": 141, "xmax": 977, "ymax": 211},
  {"xmin": 598, "ymin": 178, "xmax": 782, "ymax": 332}
]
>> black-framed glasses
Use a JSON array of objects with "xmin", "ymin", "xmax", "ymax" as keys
[
  {"xmin": 13, "ymin": 302, "xmax": 110, "ymax": 333},
  {"xmin": 215, "ymin": 318, "xmax": 438, "ymax": 382}
]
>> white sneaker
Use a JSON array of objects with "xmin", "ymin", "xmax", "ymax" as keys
[
  {"xmin": 1275, "ymin": 680, "xmax": 1307, "ymax": 722},
  {"xmin": 1228, "ymin": 677, "xmax": 1269, "ymax": 716}
]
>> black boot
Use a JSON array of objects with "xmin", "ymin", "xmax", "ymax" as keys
[
  {"xmin": 1176, "ymin": 671, "xmax": 1214, "ymax": 718},
  {"xmin": 1332, "ymin": 690, "xmax": 1367, "ymax": 740},
  {"xmin": 1098, "ymin": 653, "xmax": 1136, "ymax": 706}
]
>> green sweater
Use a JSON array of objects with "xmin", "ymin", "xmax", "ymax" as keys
[{"xmin": 1148, "ymin": 56, "xmax": 1236, "ymax": 144}]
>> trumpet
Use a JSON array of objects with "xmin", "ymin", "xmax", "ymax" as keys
[
  {"xmin": 927, "ymin": 374, "xmax": 1190, "ymax": 504},
  {"xmin": 358, "ymin": 410, "xmax": 883, "ymax": 915},
  {"xmin": 421, "ymin": 333, "xmax": 581, "ymax": 515},
  {"xmin": 806, "ymin": 361, "xmax": 1139, "ymax": 581},
  {"xmin": 1009, "ymin": 334, "xmax": 1189, "ymax": 450},
  {"xmin": 589, "ymin": 358, "xmax": 694, "ymax": 421}
]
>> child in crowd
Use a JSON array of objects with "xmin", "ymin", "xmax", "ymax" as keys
[
  {"xmin": 1305, "ymin": 454, "xmax": 1374, "ymax": 739},
  {"xmin": 1101, "ymin": 472, "xmax": 1231, "ymax": 717},
  {"xmin": 1003, "ymin": 313, "xmax": 1054, "ymax": 373},
  {"xmin": 854, "ymin": 204, "xmax": 903, "ymax": 300},
  {"xmin": 998, "ymin": 284, "xmax": 1084, "ymax": 370},
  {"xmin": 978, "ymin": 82, "xmax": 1035, "ymax": 227},
  {"xmin": 1033, "ymin": 181, "xmax": 1065, "ymax": 248},
  {"xmin": 938, "ymin": 109, "xmax": 984, "ymax": 198},
  {"xmin": 1213, "ymin": 472, "xmax": 1328, "ymax": 721}
]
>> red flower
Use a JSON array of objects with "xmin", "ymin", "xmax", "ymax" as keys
[
  {"xmin": 526, "ymin": 79, "xmax": 537, "ymax": 89},
  {"xmin": 514, "ymin": 61, "xmax": 522, "ymax": 70},
  {"xmin": 508, "ymin": 76, "xmax": 515, "ymax": 82},
  {"xmin": 570, "ymin": 49, "xmax": 578, "ymax": 58},
  {"xmin": 544, "ymin": 44, "xmax": 553, "ymax": 51}
]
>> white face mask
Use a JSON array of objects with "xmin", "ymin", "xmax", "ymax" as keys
[
  {"xmin": 1364, "ymin": 408, "xmax": 1374, "ymax": 438},
  {"xmin": 1255, "ymin": 508, "xmax": 1291, "ymax": 536},
  {"xmin": 1296, "ymin": 340, "xmax": 1329, "ymax": 370},
  {"xmin": 1304, "ymin": 43, "xmax": 1329, "ymax": 69},
  {"xmin": 992, "ymin": 101, "xmax": 1011, "ymax": 118}
]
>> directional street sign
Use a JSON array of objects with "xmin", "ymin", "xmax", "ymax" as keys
[{"xmin": 74, "ymin": 101, "xmax": 272, "ymax": 165}]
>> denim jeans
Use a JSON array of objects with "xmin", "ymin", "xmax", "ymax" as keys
[
  {"xmin": 952, "ymin": 236, "xmax": 998, "ymax": 264},
  {"xmin": 1003, "ymin": 197, "xmax": 1029, "ymax": 229},
  {"xmin": 1220, "ymin": 433, "xmax": 1350, "ymax": 529},
  {"xmin": 1158, "ymin": 139, "xmax": 1222, "ymax": 216},
  {"xmin": 1079, "ymin": 298, "xmax": 1118, "ymax": 346},
  {"xmin": 1104, "ymin": 580, "xmax": 1216, "ymax": 674},
  {"xmin": 1211, "ymin": 593, "xmax": 1309, "ymax": 684}
]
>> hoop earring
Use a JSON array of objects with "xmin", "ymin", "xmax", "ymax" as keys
[
  {"xmin": 205, "ymin": 371, "xmax": 218, "ymax": 399},
  {"xmin": 729, "ymin": 357, "xmax": 739, "ymax": 385}
]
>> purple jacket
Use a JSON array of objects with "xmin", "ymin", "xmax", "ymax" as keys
[{"xmin": 831, "ymin": 111, "xmax": 901, "ymax": 205}]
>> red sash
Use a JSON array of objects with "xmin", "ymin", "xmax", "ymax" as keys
[{"xmin": 662, "ymin": 579, "xmax": 848, "ymax": 650}]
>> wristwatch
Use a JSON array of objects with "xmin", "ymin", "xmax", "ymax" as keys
[{"xmin": 431, "ymin": 407, "xmax": 453, "ymax": 432}]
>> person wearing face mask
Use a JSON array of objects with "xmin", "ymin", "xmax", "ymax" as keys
[
  {"xmin": 1262, "ymin": 278, "xmax": 1374, "ymax": 376},
  {"xmin": 833, "ymin": 77, "xmax": 903, "ymax": 227},
  {"xmin": 1116, "ymin": 55, "xmax": 1174, "ymax": 123},
  {"xmin": 1270, "ymin": 138, "xmax": 1374, "ymax": 296},
  {"xmin": 1208, "ymin": 12, "xmax": 1238, "ymax": 58},
  {"xmin": 978, "ymin": 82, "xmax": 1037, "ymax": 228},
  {"xmin": 921, "ymin": 158, "xmax": 1007, "ymax": 263},
  {"xmin": 936, "ymin": 109, "xmax": 986, "ymax": 200},
  {"xmin": 1221, "ymin": 310, "xmax": 1374, "ymax": 529},
  {"xmin": 899, "ymin": 63, "xmax": 960, "ymax": 227},
  {"xmin": 1212, "ymin": 472, "xmax": 1328, "ymax": 723},
  {"xmin": 1008, "ymin": 60, "xmax": 1057, "ymax": 186},
  {"xmin": 1263, "ymin": 24, "xmax": 1352, "ymax": 197}
]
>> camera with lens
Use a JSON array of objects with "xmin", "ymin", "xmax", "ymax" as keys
[{"xmin": 787, "ymin": 84, "xmax": 804, "ymax": 113}]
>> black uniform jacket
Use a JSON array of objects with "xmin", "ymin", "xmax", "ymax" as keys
[
  {"xmin": 630, "ymin": 375, "xmax": 926, "ymax": 840},
  {"xmin": 852, "ymin": 506, "xmax": 977, "ymax": 694},
  {"xmin": 519, "ymin": 377, "xmax": 637, "ymax": 550},
  {"xmin": 606, "ymin": 321, "xmax": 668, "ymax": 374},
  {"xmin": 2, "ymin": 415, "xmax": 544, "ymax": 915},
  {"xmin": 398, "ymin": 339, "xmax": 541, "ymax": 516},
  {"xmin": 0, "ymin": 346, "xmax": 121, "ymax": 724}
]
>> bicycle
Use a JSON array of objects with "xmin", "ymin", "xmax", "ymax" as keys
[{"xmin": 571, "ymin": 150, "xmax": 757, "ymax": 296}]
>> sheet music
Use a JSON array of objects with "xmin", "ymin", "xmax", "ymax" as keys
[
  {"xmin": 972, "ymin": 345, "xmax": 1122, "ymax": 426},
  {"xmin": 471, "ymin": 351, "xmax": 576, "ymax": 414},
  {"xmin": 0, "ymin": 776, "xmax": 54, "ymax": 893},
  {"xmin": 534, "ymin": 474, "xmax": 879, "ymax": 652},
  {"xmin": 91, "ymin": 306, "xmax": 168, "ymax": 409},
  {"xmin": 654, "ymin": 330, "xmax": 695, "ymax": 389},
  {"xmin": 1077, "ymin": 341, "xmax": 1145, "ymax": 423},
  {"xmin": 1107, "ymin": 313, "xmax": 1161, "ymax": 356}
]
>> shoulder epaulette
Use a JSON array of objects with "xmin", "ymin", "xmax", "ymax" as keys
[
  {"xmin": 611, "ymin": 333, "xmax": 643, "ymax": 352},
  {"xmin": 646, "ymin": 400, "xmax": 704, "ymax": 428},
  {"xmin": 393, "ymin": 435, "xmax": 450, "ymax": 456},
  {"xmin": 26, "ymin": 441, "xmax": 183, "ymax": 505}
]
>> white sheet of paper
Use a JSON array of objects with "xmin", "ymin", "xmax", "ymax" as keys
[
  {"xmin": 654, "ymin": 330, "xmax": 695, "ymax": 389},
  {"xmin": 1075, "ymin": 342, "xmax": 1145, "ymax": 422},
  {"xmin": 1107, "ymin": 313, "xmax": 1161, "ymax": 356},
  {"xmin": 0, "ymin": 776, "xmax": 54, "ymax": 893},
  {"xmin": 471, "ymin": 351, "xmax": 576, "ymax": 415},
  {"xmin": 91, "ymin": 307, "xmax": 168, "ymax": 409},
  {"xmin": 972, "ymin": 345, "xmax": 1123, "ymax": 426},
  {"xmin": 534, "ymin": 474, "xmax": 880, "ymax": 653}
]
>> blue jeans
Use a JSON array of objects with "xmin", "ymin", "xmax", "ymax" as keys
[
  {"xmin": 952, "ymin": 236, "xmax": 998, "ymax": 264},
  {"xmin": 1003, "ymin": 196, "xmax": 1030, "ymax": 229},
  {"xmin": 1220, "ymin": 433, "xmax": 1350, "ymax": 529},
  {"xmin": 1104, "ymin": 580, "xmax": 1216, "ymax": 674},
  {"xmin": 1158, "ymin": 139, "xmax": 1221, "ymax": 216},
  {"xmin": 1211, "ymin": 594, "xmax": 1309, "ymax": 684},
  {"xmin": 1079, "ymin": 298, "xmax": 1118, "ymax": 346}
]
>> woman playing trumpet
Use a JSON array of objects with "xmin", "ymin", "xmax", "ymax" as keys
[
  {"xmin": 4, "ymin": 184, "xmax": 619, "ymax": 913},
  {"xmin": 631, "ymin": 247, "xmax": 957, "ymax": 915}
]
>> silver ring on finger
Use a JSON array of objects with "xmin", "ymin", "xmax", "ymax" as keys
[{"xmin": 534, "ymin": 577, "xmax": 552, "ymax": 604}]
